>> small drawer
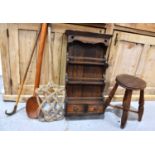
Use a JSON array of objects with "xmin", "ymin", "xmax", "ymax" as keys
[
  {"xmin": 88, "ymin": 104, "xmax": 103, "ymax": 113},
  {"xmin": 67, "ymin": 104, "xmax": 84, "ymax": 113}
]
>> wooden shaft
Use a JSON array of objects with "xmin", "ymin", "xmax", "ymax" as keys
[
  {"xmin": 138, "ymin": 89, "xmax": 144, "ymax": 121},
  {"xmin": 104, "ymin": 83, "xmax": 118, "ymax": 106},
  {"xmin": 33, "ymin": 23, "xmax": 47, "ymax": 95},
  {"xmin": 109, "ymin": 104, "xmax": 138, "ymax": 113},
  {"xmin": 121, "ymin": 90, "xmax": 132, "ymax": 129},
  {"xmin": 67, "ymin": 97, "xmax": 103, "ymax": 100}
]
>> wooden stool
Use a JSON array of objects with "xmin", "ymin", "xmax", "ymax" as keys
[{"xmin": 103, "ymin": 74, "xmax": 146, "ymax": 129}]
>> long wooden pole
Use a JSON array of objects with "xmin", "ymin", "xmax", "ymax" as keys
[
  {"xmin": 26, "ymin": 23, "xmax": 48, "ymax": 119},
  {"xmin": 33, "ymin": 23, "xmax": 48, "ymax": 95}
]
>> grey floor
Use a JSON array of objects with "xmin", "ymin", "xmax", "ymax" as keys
[{"xmin": 0, "ymin": 76, "xmax": 155, "ymax": 131}]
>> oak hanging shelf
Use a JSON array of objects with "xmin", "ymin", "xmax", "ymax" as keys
[{"xmin": 65, "ymin": 30, "xmax": 112, "ymax": 116}]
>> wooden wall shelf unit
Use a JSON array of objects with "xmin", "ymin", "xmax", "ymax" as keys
[{"xmin": 65, "ymin": 30, "xmax": 112, "ymax": 116}]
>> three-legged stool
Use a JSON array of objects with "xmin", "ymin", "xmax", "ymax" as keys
[{"xmin": 103, "ymin": 74, "xmax": 146, "ymax": 129}]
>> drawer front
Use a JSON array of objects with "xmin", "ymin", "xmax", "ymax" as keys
[
  {"xmin": 67, "ymin": 104, "xmax": 84, "ymax": 113},
  {"xmin": 66, "ymin": 104, "xmax": 103, "ymax": 115},
  {"xmin": 87, "ymin": 104, "xmax": 103, "ymax": 113}
]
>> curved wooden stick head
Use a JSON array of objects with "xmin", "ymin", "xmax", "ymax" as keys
[{"xmin": 5, "ymin": 105, "xmax": 18, "ymax": 116}]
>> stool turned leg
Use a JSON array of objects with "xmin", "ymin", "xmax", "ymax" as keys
[
  {"xmin": 121, "ymin": 89, "xmax": 132, "ymax": 129},
  {"xmin": 138, "ymin": 90, "xmax": 144, "ymax": 121},
  {"xmin": 103, "ymin": 83, "xmax": 118, "ymax": 114}
]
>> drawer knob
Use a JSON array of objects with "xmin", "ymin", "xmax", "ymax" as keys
[
  {"xmin": 73, "ymin": 106, "xmax": 79, "ymax": 112},
  {"xmin": 92, "ymin": 106, "xmax": 97, "ymax": 111}
]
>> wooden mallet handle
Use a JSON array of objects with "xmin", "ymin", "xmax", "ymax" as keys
[{"xmin": 33, "ymin": 23, "xmax": 48, "ymax": 95}]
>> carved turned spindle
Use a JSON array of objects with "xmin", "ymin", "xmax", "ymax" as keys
[
  {"xmin": 121, "ymin": 89, "xmax": 132, "ymax": 129},
  {"xmin": 138, "ymin": 90, "xmax": 144, "ymax": 121}
]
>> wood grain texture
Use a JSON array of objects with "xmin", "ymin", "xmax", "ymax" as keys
[
  {"xmin": 47, "ymin": 27, "xmax": 54, "ymax": 82},
  {"xmin": 115, "ymin": 23, "xmax": 155, "ymax": 33},
  {"xmin": 0, "ymin": 24, "xmax": 12, "ymax": 94},
  {"xmin": 3, "ymin": 93, "xmax": 155, "ymax": 102},
  {"xmin": 51, "ymin": 24, "xmax": 105, "ymax": 34},
  {"xmin": 19, "ymin": 29, "xmax": 38, "ymax": 85},
  {"xmin": 117, "ymin": 31, "xmax": 155, "ymax": 45},
  {"xmin": 105, "ymin": 24, "xmax": 114, "ymax": 34},
  {"xmin": 137, "ymin": 45, "xmax": 155, "ymax": 94},
  {"xmin": 65, "ymin": 31, "xmax": 111, "ymax": 116},
  {"xmin": 40, "ymin": 29, "xmax": 49, "ymax": 85},
  {"xmin": 138, "ymin": 90, "xmax": 144, "ymax": 121},
  {"xmin": 8, "ymin": 24, "xmax": 20, "ymax": 94},
  {"xmin": 104, "ymin": 74, "xmax": 146, "ymax": 128},
  {"xmin": 59, "ymin": 34, "xmax": 67, "ymax": 85},
  {"xmin": 121, "ymin": 89, "xmax": 132, "ymax": 129},
  {"xmin": 52, "ymin": 32, "xmax": 63, "ymax": 84},
  {"xmin": 33, "ymin": 23, "xmax": 47, "ymax": 92},
  {"xmin": 18, "ymin": 23, "xmax": 40, "ymax": 31},
  {"xmin": 3, "ymin": 94, "xmax": 64, "ymax": 102},
  {"xmin": 135, "ymin": 44, "xmax": 150, "ymax": 77},
  {"xmin": 106, "ymin": 31, "xmax": 155, "ymax": 97},
  {"xmin": 106, "ymin": 31, "xmax": 147, "ymax": 96},
  {"xmin": 2, "ymin": 23, "xmax": 155, "ymax": 102},
  {"xmin": 116, "ymin": 74, "xmax": 146, "ymax": 90},
  {"xmin": 103, "ymin": 83, "xmax": 118, "ymax": 113},
  {"xmin": 107, "ymin": 31, "xmax": 144, "ymax": 86}
]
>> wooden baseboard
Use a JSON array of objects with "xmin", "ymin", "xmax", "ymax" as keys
[
  {"xmin": 2, "ymin": 94, "xmax": 64, "ymax": 102},
  {"xmin": 104, "ymin": 95, "xmax": 155, "ymax": 101},
  {"xmin": 2, "ymin": 94, "xmax": 155, "ymax": 102}
]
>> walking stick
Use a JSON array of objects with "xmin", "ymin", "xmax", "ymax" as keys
[{"xmin": 5, "ymin": 25, "xmax": 41, "ymax": 116}]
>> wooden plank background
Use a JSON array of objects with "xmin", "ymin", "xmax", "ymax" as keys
[
  {"xmin": 0, "ymin": 23, "xmax": 155, "ymax": 101},
  {"xmin": 105, "ymin": 31, "xmax": 155, "ymax": 99},
  {"xmin": 0, "ymin": 23, "xmax": 106, "ymax": 101}
]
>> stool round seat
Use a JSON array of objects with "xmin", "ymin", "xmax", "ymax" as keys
[{"xmin": 116, "ymin": 74, "xmax": 146, "ymax": 90}]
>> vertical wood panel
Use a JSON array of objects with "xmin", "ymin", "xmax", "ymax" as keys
[
  {"xmin": 106, "ymin": 31, "xmax": 155, "ymax": 97},
  {"xmin": 0, "ymin": 24, "xmax": 12, "ymax": 94},
  {"xmin": 59, "ymin": 34, "xmax": 67, "ymax": 85},
  {"xmin": 47, "ymin": 27, "xmax": 53, "ymax": 82},
  {"xmin": 135, "ymin": 44, "xmax": 150, "ymax": 77},
  {"xmin": 19, "ymin": 29, "xmax": 38, "ymax": 85},
  {"xmin": 138, "ymin": 46, "xmax": 155, "ymax": 94},
  {"xmin": 52, "ymin": 32, "xmax": 63, "ymax": 84},
  {"xmin": 106, "ymin": 31, "xmax": 144, "ymax": 95},
  {"xmin": 18, "ymin": 27, "xmax": 50, "ymax": 94},
  {"xmin": 2, "ymin": 24, "xmax": 155, "ymax": 101},
  {"xmin": 8, "ymin": 24, "xmax": 20, "ymax": 94}
]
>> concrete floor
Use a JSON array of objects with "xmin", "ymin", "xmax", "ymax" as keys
[
  {"xmin": 1, "ymin": 96, "xmax": 155, "ymax": 131},
  {"xmin": 0, "ymin": 76, "xmax": 155, "ymax": 131}
]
